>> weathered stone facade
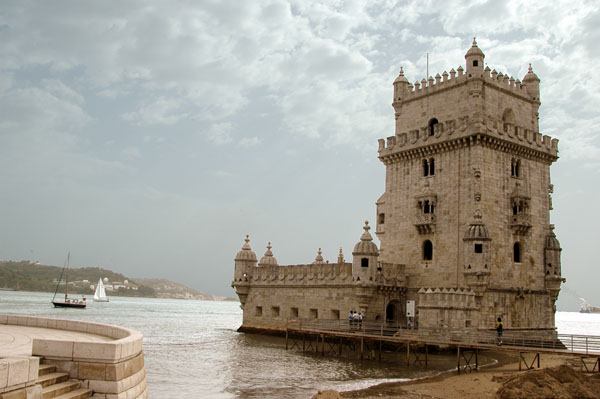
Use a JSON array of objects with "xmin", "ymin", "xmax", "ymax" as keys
[{"xmin": 233, "ymin": 40, "xmax": 564, "ymax": 335}]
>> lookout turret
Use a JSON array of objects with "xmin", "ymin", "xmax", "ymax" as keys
[
  {"xmin": 352, "ymin": 221, "xmax": 379, "ymax": 282},
  {"xmin": 234, "ymin": 235, "xmax": 257, "ymax": 281},
  {"xmin": 465, "ymin": 38, "xmax": 485, "ymax": 77}
]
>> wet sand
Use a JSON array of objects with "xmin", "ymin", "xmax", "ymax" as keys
[{"xmin": 317, "ymin": 351, "xmax": 572, "ymax": 399}]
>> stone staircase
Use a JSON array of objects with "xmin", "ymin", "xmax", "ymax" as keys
[{"xmin": 36, "ymin": 363, "xmax": 92, "ymax": 399}]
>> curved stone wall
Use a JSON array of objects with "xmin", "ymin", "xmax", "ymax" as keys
[{"xmin": 0, "ymin": 314, "xmax": 147, "ymax": 399}]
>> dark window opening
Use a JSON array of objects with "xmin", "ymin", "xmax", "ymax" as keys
[
  {"xmin": 474, "ymin": 244, "xmax": 483, "ymax": 253},
  {"xmin": 511, "ymin": 158, "xmax": 521, "ymax": 177},
  {"xmin": 424, "ymin": 200, "xmax": 430, "ymax": 214},
  {"xmin": 423, "ymin": 159, "xmax": 429, "ymax": 176},
  {"xmin": 428, "ymin": 118, "xmax": 439, "ymax": 136},
  {"xmin": 423, "ymin": 240, "xmax": 433, "ymax": 261},
  {"xmin": 513, "ymin": 242, "xmax": 521, "ymax": 263},
  {"xmin": 361, "ymin": 258, "xmax": 369, "ymax": 268},
  {"xmin": 291, "ymin": 307, "xmax": 299, "ymax": 317},
  {"xmin": 378, "ymin": 213, "xmax": 385, "ymax": 224},
  {"xmin": 548, "ymin": 263, "xmax": 552, "ymax": 268},
  {"xmin": 429, "ymin": 158, "xmax": 435, "ymax": 175},
  {"xmin": 513, "ymin": 204, "xmax": 518, "ymax": 215},
  {"xmin": 473, "ymin": 60, "xmax": 478, "ymax": 67}
]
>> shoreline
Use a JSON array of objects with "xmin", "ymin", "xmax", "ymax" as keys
[{"xmin": 315, "ymin": 350, "xmax": 572, "ymax": 399}]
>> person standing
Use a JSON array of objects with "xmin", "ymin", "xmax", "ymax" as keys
[
  {"xmin": 349, "ymin": 310, "xmax": 354, "ymax": 329},
  {"xmin": 496, "ymin": 317, "xmax": 503, "ymax": 345}
]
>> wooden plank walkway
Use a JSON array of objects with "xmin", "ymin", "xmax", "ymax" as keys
[{"xmin": 283, "ymin": 319, "xmax": 600, "ymax": 373}]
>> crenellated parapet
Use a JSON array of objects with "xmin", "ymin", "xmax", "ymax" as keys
[
  {"xmin": 378, "ymin": 114, "xmax": 558, "ymax": 163},
  {"xmin": 394, "ymin": 66, "xmax": 535, "ymax": 104},
  {"xmin": 247, "ymin": 262, "xmax": 354, "ymax": 286}
]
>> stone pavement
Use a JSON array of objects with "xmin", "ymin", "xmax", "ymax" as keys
[{"xmin": 0, "ymin": 324, "xmax": 113, "ymax": 357}]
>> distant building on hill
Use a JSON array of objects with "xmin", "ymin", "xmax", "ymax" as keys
[{"xmin": 232, "ymin": 40, "xmax": 564, "ymax": 336}]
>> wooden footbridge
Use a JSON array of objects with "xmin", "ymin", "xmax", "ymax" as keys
[{"xmin": 283, "ymin": 319, "xmax": 600, "ymax": 374}]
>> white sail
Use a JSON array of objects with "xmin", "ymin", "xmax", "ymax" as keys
[{"xmin": 93, "ymin": 278, "xmax": 109, "ymax": 302}]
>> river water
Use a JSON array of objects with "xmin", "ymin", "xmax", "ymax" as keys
[{"xmin": 1, "ymin": 291, "xmax": 599, "ymax": 398}]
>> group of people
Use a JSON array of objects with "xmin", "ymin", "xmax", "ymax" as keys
[{"xmin": 348, "ymin": 310, "xmax": 363, "ymax": 329}]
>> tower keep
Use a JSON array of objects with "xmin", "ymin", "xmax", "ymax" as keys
[{"xmin": 233, "ymin": 40, "xmax": 563, "ymax": 335}]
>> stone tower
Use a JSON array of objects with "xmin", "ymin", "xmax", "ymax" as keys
[{"xmin": 376, "ymin": 39, "xmax": 563, "ymax": 331}]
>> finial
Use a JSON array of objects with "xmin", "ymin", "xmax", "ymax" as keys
[
  {"xmin": 473, "ymin": 209, "xmax": 482, "ymax": 219},
  {"xmin": 364, "ymin": 220, "xmax": 370, "ymax": 232},
  {"xmin": 267, "ymin": 242, "xmax": 271, "ymax": 251},
  {"xmin": 399, "ymin": 66, "xmax": 404, "ymax": 76},
  {"xmin": 245, "ymin": 234, "xmax": 249, "ymax": 244},
  {"xmin": 528, "ymin": 63, "xmax": 533, "ymax": 73},
  {"xmin": 472, "ymin": 37, "xmax": 477, "ymax": 46}
]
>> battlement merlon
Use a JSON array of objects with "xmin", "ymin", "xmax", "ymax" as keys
[{"xmin": 377, "ymin": 116, "xmax": 559, "ymax": 163}]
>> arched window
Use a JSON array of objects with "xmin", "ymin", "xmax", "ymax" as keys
[
  {"xmin": 428, "ymin": 118, "xmax": 439, "ymax": 136},
  {"xmin": 423, "ymin": 159, "xmax": 429, "ymax": 176},
  {"xmin": 423, "ymin": 240, "xmax": 433, "ymax": 261},
  {"xmin": 513, "ymin": 242, "xmax": 521, "ymax": 263},
  {"xmin": 515, "ymin": 159, "xmax": 520, "ymax": 177},
  {"xmin": 429, "ymin": 158, "xmax": 435, "ymax": 175}
]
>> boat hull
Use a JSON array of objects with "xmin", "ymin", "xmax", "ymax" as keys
[{"xmin": 52, "ymin": 301, "xmax": 86, "ymax": 308}]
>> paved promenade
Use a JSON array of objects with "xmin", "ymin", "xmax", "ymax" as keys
[{"xmin": 0, "ymin": 324, "xmax": 113, "ymax": 357}]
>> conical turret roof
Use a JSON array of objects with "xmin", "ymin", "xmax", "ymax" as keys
[
  {"xmin": 259, "ymin": 242, "xmax": 278, "ymax": 266},
  {"xmin": 353, "ymin": 221, "xmax": 379, "ymax": 255},
  {"xmin": 235, "ymin": 235, "xmax": 257, "ymax": 261}
]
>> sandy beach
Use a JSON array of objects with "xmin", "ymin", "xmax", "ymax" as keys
[{"xmin": 314, "ymin": 351, "xmax": 599, "ymax": 399}]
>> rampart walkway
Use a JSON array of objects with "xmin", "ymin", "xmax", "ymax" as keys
[{"xmin": 284, "ymin": 319, "xmax": 600, "ymax": 373}]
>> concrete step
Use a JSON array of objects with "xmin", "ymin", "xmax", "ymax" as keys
[
  {"xmin": 42, "ymin": 380, "xmax": 80, "ymax": 399},
  {"xmin": 52, "ymin": 388, "xmax": 92, "ymax": 399},
  {"xmin": 38, "ymin": 363, "xmax": 57, "ymax": 376},
  {"xmin": 36, "ymin": 372, "xmax": 69, "ymax": 388}
]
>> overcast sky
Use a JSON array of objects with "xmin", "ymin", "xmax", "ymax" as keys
[{"xmin": 1, "ymin": 1, "xmax": 598, "ymax": 310}]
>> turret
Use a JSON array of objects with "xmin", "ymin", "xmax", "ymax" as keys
[
  {"xmin": 522, "ymin": 64, "xmax": 540, "ymax": 101},
  {"xmin": 544, "ymin": 225, "xmax": 562, "ymax": 278},
  {"xmin": 234, "ymin": 235, "xmax": 257, "ymax": 281},
  {"xmin": 352, "ymin": 221, "xmax": 379, "ymax": 282},
  {"xmin": 393, "ymin": 67, "xmax": 410, "ymax": 102},
  {"xmin": 464, "ymin": 38, "xmax": 485, "ymax": 77}
]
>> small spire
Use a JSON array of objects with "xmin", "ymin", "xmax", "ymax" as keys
[
  {"xmin": 337, "ymin": 247, "xmax": 344, "ymax": 263},
  {"xmin": 472, "ymin": 37, "xmax": 478, "ymax": 47},
  {"xmin": 399, "ymin": 66, "xmax": 404, "ymax": 76},
  {"xmin": 313, "ymin": 248, "xmax": 324, "ymax": 264},
  {"xmin": 242, "ymin": 234, "xmax": 252, "ymax": 250},
  {"xmin": 528, "ymin": 63, "xmax": 533, "ymax": 73},
  {"xmin": 360, "ymin": 221, "xmax": 373, "ymax": 242}
]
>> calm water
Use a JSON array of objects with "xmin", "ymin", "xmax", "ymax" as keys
[{"xmin": 1, "ymin": 291, "xmax": 599, "ymax": 398}]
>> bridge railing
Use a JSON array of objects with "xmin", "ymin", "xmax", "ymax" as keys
[{"xmin": 284, "ymin": 318, "xmax": 600, "ymax": 355}]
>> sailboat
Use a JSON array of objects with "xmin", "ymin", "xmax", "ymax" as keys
[
  {"xmin": 52, "ymin": 253, "xmax": 86, "ymax": 308},
  {"xmin": 93, "ymin": 278, "xmax": 109, "ymax": 302}
]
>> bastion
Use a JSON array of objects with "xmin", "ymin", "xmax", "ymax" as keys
[
  {"xmin": 232, "ymin": 40, "xmax": 564, "ymax": 337},
  {"xmin": 0, "ymin": 314, "xmax": 147, "ymax": 399}
]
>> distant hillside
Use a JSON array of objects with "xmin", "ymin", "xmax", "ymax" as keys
[
  {"xmin": 133, "ymin": 278, "xmax": 232, "ymax": 300},
  {"xmin": 0, "ymin": 260, "xmax": 154, "ymax": 297}
]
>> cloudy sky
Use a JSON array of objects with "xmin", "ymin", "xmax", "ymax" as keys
[{"xmin": 1, "ymin": 0, "xmax": 598, "ymax": 309}]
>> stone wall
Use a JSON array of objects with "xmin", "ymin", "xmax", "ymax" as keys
[{"xmin": 0, "ymin": 315, "xmax": 147, "ymax": 399}]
